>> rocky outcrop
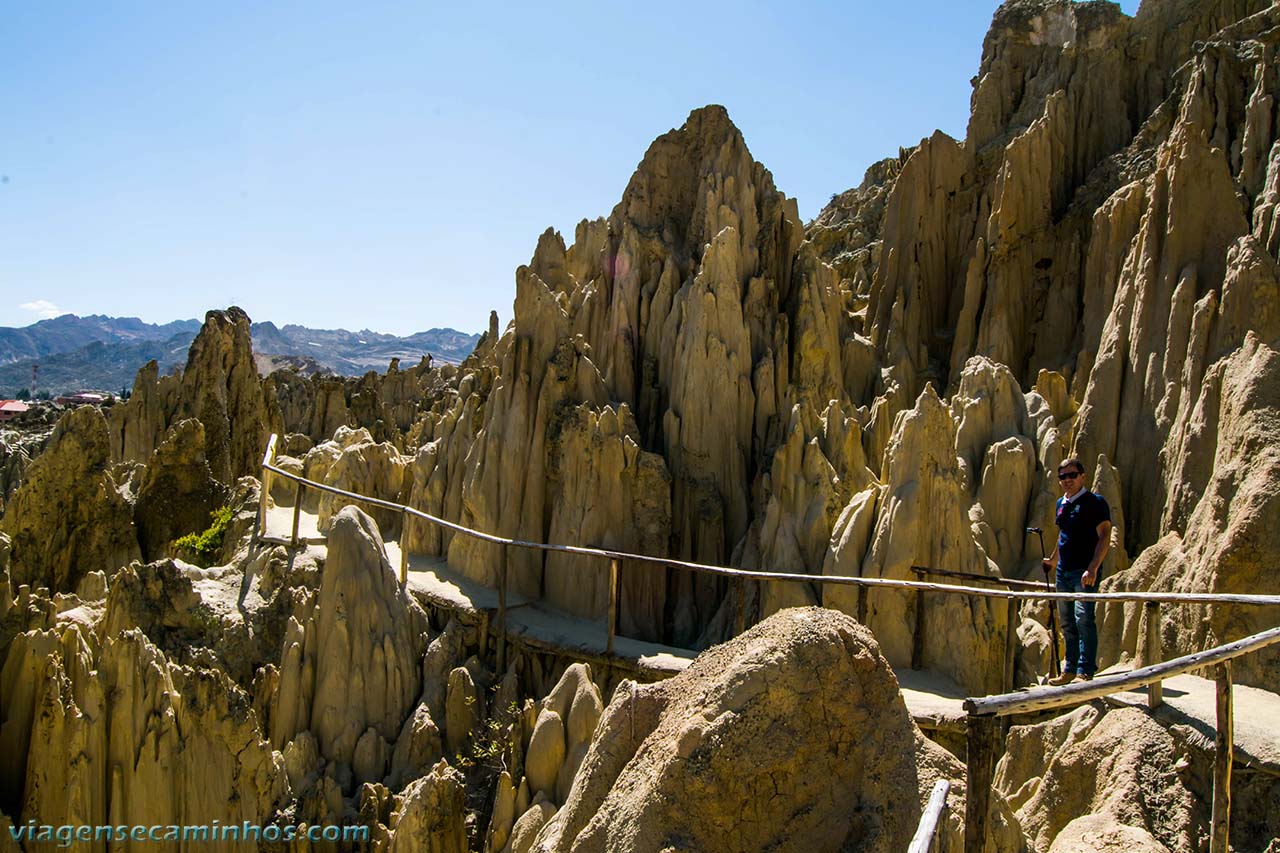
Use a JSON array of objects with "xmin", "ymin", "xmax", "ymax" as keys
[
  {"xmin": 133, "ymin": 419, "xmax": 229, "ymax": 560},
  {"xmin": 272, "ymin": 506, "xmax": 430, "ymax": 786},
  {"xmin": 0, "ymin": 406, "xmax": 139, "ymax": 593},
  {"xmin": 530, "ymin": 608, "xmax": 970, "ymax": 852},
  {"xmin": 1099, "ymin": 334, "xmax": 1280, "ymax": 690},
  {"xmin": 1, "ymin": 622, "xmax": 286, "ymax": 843},
  {"xmin": 996, "ymin": 704, "xmax": 1200, "ymax": 852},
  {"xmin": 109, "ymin": 307, "xmax": 269, "ymax": 484}
]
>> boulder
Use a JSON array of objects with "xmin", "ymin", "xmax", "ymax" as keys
[{"xmin": 531, "ymin": 608, "xmax": 966, "ymax": 852}]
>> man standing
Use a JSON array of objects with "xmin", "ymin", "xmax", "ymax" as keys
[{"xmin": 1043, "ymin": 457, "xmax": 1112, "ymax": 684}]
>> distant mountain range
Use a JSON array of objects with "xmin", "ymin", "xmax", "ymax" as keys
[{"xmin": 0, "ymin": 313, "xmax": 481, "ymax": 397}]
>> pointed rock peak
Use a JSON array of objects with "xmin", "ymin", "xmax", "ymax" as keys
[
  {"xmin": 612, "ymin": 104, "xmax": 781, "ymax": 258},
  {"xmin": 529, "ymin": 227, "xmax": 571, "ymax": 294}
]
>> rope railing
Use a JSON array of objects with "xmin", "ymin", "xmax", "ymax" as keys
[{"xmin": 257, "ymin": 435, "xmax": 1279, "ymax": 853}]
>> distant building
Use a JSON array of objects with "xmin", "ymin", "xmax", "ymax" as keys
[
  {"xmin": 54, "ymin": 391, "xmax": 112, "ymax": 406},
  {"xmin": 0, "ymin": 400, "xmax": 30, "ymax": 421}
]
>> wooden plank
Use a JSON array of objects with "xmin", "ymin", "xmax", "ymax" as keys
[
  {"xmin": 909, "ymin": 778, "xmax": 951, "ymax": 853},
  {"xmin": 1211, "ymin": 661, "xmax": 1233, "ymax": 853},
  {"xmin": 964, "ymin": 716, "xmax": 1000, "ymax": 853},
  {"xmin": 964, "ymin": 625, "xmax": 1280, "ymax": 717},
  {"xmin": 1144, "ymin": 601, "xmax": 1162, "ymax": 709},
  {"xmin": 607, "ymin": 558, "xmax": 619, "ymax": 655}
]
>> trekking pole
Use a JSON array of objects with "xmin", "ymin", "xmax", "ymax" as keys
[{"xmin": 1026, "ymin": 527, "xmax": 1061, "ymax": 679}]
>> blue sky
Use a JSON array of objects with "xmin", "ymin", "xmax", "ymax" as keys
[{"xmin": 2, "ymin": 1, "xmax": 1139, "ymax": 335}]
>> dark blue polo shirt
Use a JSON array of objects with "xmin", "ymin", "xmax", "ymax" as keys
[{"xmin": 1055, "ymin": 490, "xmax": 1111, "ymax": 577}]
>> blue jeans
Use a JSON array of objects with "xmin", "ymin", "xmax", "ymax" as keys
[{"xmin": 1056, "ymin": 571, "xmax": 1097, "ymax": 677}]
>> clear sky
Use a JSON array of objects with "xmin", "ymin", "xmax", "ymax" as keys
[{"xmin": 2, "ymin": 1, "xmax": 1139, "ymax": 336}]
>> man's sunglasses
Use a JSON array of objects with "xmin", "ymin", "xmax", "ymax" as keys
[{"xmin": 1058, "ymin": 470, "xmax": 1083, "ymax": 480}]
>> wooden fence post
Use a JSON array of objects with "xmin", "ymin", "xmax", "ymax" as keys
[
  {"xmin": 1144, "ymin": 601, "xmax": 1162, "ymax": 708},
  {"xmin": 497, "ymin": 544, "xmax": 508, "ymax": 673},
  {"xmin": 964, "ymin": 715, "xmax": 1000, "ymax": 853},
  {"xmin": 1003, "ymin": 597, "xmax": 1018, "ymax": 693},
  {"xmin": 1211, "ymin": 661, "xmax": 1233, "ymax": 853},
  {"xmin": 912, "ymin": 587, "xmax": 927, "ymax": 670},
  {"xmin": 291, "ymin": 480, "xmax": 304, "ymax": 547},
  {"xmin": 607, "ymin": 557, "xmax": 619, "ymax": 655},
  {"xmin": 400, "ymin": 510, "xmax": 410, "ymax": 586}
]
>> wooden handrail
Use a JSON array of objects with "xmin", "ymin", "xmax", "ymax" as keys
[
  {"xmin": 963, "ymin": 624, "xmax": 1280, "ymax": 717},
  {"xmin": 911, "ymin": 565, "xmax": 1048, "ymax": 591},
  {"xmin": 908, "ymin": 779, "xmax": 951, "ymax": 852},
  {"xmin": 260, "ymin": 452, "xmax": 1280, "ymax": 608},
  {"xmin": 259, "ymin": 435, "xmax": 1276, "ymax": 853},
  {"xmin": 962, "ymin": 626, "xmax": 1280, "ymax": 853}
]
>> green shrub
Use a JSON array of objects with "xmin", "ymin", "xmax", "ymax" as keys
[{"xmin": 174, "ymin": 506, "xmax": 233, "ymax": 567}]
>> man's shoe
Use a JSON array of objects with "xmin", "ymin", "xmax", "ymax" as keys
[
  {"xmin": 1072, "ymin": 674, "xmax": 1093, "ymax": 683},
  {"xmin": 1048, "ymin": 671, "xmax": 1076, "ymax": 686}
]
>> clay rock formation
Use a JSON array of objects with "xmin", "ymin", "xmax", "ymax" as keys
[
  {"xmin": 530, "ymin": 608, "xmax": 966, "ymax": 852},
  {"xmin": 386, "ymin": 760, "xmax": 468, "ymax": 853},
  {"xmin": 272, "ymin": 505, "xmax": 430, "ymax": 786},
  {"xmin": 133, "ymin": 418, "xmax": 230, "ymax": 560},
  {"xmin": 109, "ymin": 307, "xmax": 269, "ymax": 483},
  {"xmin": 995, "ymin": 704, "xmax": 1201, "ymax": 852},
  {"xmin": 405, "ymin": 104, "xmax": 1016, "ymax": 660},
  {"xmin": 0, "ymin": 405, "xmax": 139, "ymax": 593},
  {"xmin": 0, "ymin": 622, "xmax": 286, "ymax": 841},
  {"xmin": 1099, "ymin": 333, "xmax": 1280, "ymax": 689},
  {"xmin": 310, "ymin": 432, "xmax": 410, "ymax": 538}
]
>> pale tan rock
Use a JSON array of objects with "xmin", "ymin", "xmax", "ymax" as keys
[
  {"xmin": 1000, "ymin": 706, "xmax": 1196, "ymax": 852},
  {"xmin": 283, "ymin": 730, "xmax": 321, "ymax": 793},
  {"xmin": 11, "ymin": 626, "xmax": 286, "ymax": 842},
  {"xmin": 389, "ymin": 704, "xmax": 444, "ymax": 792},
  {"xmin": 387, "ymin": 760, "xmax": 467, "ymax": 853},
  {"xmin": 1047, "ymin": 816, "xmax": 1171, "ymax": 853},
  {"xmin": 353, "ymin": 727, "xmax": 390, "ymax": 786},
  {"xmin": 510, "ymin": 800, "xmax": 556, "ymax": 853},
  {"xmin": 854, "ymin": 386, "xmax": 1008, "ymax": 694},
  {"xmin": 271, "ymin": 506, "xmax": 429, "ymax": 778},
  {"xmin": 531, "ymin": 608, "xmax": 967, "ymax": 853},
  {"xmin": 314, "ymin": 433, "xmax": 409, "ymax": 538},
  {"xmin": 485, "ymin": 771, "xmax": 516, "ymax": 853},
  {"xmin": 444, "ymin": 665, "xmax": 482, "ymax": 758},
  {"xmin": 0, "ymin": 406, "xmax": 140, "ymax": 593},
  {"xmin": 73, "ymin": 570, "xmax": 107, "ymax": 603},
  {"xmin": 524, "ymin": 710, "xmax": 565, "ymax": 802},
  {"xmin": 133, "ymin": 418, "xmax": 230, "ymax": 561},
  {"xmin": 543, "ymin": 403, "xmax": 670, "ymax": 640},
  {"xmin": 110, "ymin": 308, "xmax": 269, "ymax": 484},
  {"xmin": 1098, "ymin": 335, "xmax": 1280, "ymax": 690}
]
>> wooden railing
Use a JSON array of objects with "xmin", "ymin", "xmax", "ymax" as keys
[
  {"xmin": 961, "ymin": 626, "xmax": 1280, "ymax": 853},
  {"xmin": 909, "ymin": 779, "xmax": 952, "ymax": 852},
  {"xmin": 256, "ymin": 436, "xmax": 1280, "ymax": 852}
]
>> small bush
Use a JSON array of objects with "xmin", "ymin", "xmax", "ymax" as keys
[{"xmin": 174, "ymin": 506, "xmax": 233, "ymax": 567}]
